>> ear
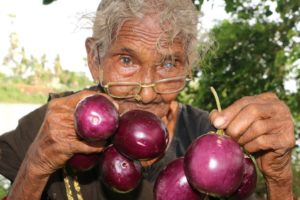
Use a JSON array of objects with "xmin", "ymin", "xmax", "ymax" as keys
[{"xmin": 85, "ymin": 37, "xmax": 101, "ymax": 82}]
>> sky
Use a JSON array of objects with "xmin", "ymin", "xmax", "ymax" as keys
[
  {"xmin": 0, "ymin": 0, "xmax": 229, "ymax": 146},
  {"xmin": 0, "ymin": 0, "xmax": 228, "ymax": 77},
  {"xmin": 0, "ymin": 0, "xmax": 297, "ymax": 137},
  {"xmin": 0, "ymin": 0, "xmax": 100, "ymax": 76}
]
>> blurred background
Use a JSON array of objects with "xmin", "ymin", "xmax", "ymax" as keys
[{"xmin": 0, "ymin": 0, "xmax": 299, "ymax": 199}]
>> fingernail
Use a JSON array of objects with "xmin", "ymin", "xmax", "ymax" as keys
[{"xmin": 214, "ymin": 117, "xmax": 225, "ymax": 128}]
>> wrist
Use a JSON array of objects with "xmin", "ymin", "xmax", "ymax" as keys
[
  {"xmin": 25, "ymin": 142, "xmax": 54, "ymax": 178},
  {"xmin": 7, "ymin": 152, "xmax": 50, "ymax": 200},
  {"xmin": 265, "ymin": 174, "xmax": 293, "ymax": 200}
]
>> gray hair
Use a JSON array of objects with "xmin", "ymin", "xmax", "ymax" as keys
[{"xmin": 91, "ymin": 0, "xmax": 204, "ymax": 67}]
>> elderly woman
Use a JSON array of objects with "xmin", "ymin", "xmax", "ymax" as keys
[{"xmin": 0, "ymin": 0, "xmax": 295, "ymax": 199}]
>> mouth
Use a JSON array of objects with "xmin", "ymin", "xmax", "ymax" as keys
[
  {"xmin": 117, "ymin": 100, "xmax": 158, "ymax": 112},
  {"xmin": 116, "ymin": 98, "xmax": 166, "ymax": 117},
  {"xmin": 135, "ymin": 103, "xmax": 153, "ymax": 109}
]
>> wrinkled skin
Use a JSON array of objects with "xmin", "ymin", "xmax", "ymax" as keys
[
  {"xmin": 210, "ymin": 93, "xmax": 295, "ymax": 199},
  {"xmin": 8, "ymin": 91, "xmax": 112, "ymax": 199},
  {"xmin": 86, "ymin": 16, "xmax": 184, "ymax": 119},
  {"xmin": 7, "ymin": 13, "xmax": 295, "ymax": 200},
  {"xmin": 27, "ymin": 91, "xmax": 113, "ymax": 175}
]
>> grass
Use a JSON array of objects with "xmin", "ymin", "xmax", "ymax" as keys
[
  {"xmin": 0, "ymin": 84, "xmax": 48, "ymax": 104},
  {"xmin": 0, "ymin": 79, "xmax": 93, "ymax": 104}
]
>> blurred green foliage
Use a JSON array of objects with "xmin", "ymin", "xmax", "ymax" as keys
[
  {"xmin": 0, "ymin": 187, "xmax": 7, "ymax": 199},
  {"xmin": 0, "ymin": 83, "xmax": 47, "ymax": 104},
  {"xmin": 0, "ymin": 176, "xmax": 9, "ymax": 199},
  {"xmin": 0, "ymin": 32, "xmax": 93, "ymax": 104},
  {"xmin": 2, "ymin": 0, "xmax": 299, "ymax": 198},
  {"xmin": 185, "ymin": 0, "xmax": 300, "ymax": 198}
]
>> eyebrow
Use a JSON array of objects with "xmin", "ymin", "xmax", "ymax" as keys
[
  {"xmin": 120, "ymin": 47, "xmax": 136, "ymax": 55},
  {"xmin": 119, "ymin": 47, "xmax": 184, "ymax": 64},
  {"xmin": 160, "ymin": 53, "xmax": 182, "ymax": 63},
  {"xmin": 120, "ymin": 47, "xmax": 180, "ymax": 57}
]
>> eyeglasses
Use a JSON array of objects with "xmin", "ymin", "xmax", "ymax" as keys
[{"xmin": 101, "ymin": 75, "xmax": 190, "ymax": 99}]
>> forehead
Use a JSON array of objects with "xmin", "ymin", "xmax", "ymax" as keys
[{"xmin": 109, "ymin": 15, "xmax": 185, "ymax": 56}]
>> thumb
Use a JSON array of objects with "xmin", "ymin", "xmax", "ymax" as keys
[{"xmin": 209, "ymin": 109, "xmax": 228, "ymax": 129}]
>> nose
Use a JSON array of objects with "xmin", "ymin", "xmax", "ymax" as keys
[
  {"xmin": 138, "ymin": 84, "xmax": 157, "ymax": 104},
  {"xmin": 138, "ymin": 71, "xmax": 157, "ymax": 104}
]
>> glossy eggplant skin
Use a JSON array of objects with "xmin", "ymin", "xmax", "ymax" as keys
[
  {"xmin": 99, "ymin": 145, "xmax": 142, "ymax": 193},
  {"xmin": 229, "ymin": 156, "xmax": 257, "ymax": 200},
  {"xmin": 75, "ymin": 95, "xmax": 119, "ymax": 141},
  {"xmin": 113, "ymin": 110, "xmax": 168, "ymax": 160},
  {"xmin": 154, "ymin": 157, "xmax": 205, "ymax": 200},
  {"xmin": 68, "ymin": 153, "xmax": 100, "ymax": 171},
  {"xmin": 184, "ymin": 133, "xmax": 244, "ymax": 197}
]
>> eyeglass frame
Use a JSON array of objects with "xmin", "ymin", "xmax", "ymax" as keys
[
  {"xmin": 100, "ymin": 75, "xmax": 191, "ymax": 99},
  {"xmin": 95, "ymin": 43, "xmax": 192, "ymax": 100}
]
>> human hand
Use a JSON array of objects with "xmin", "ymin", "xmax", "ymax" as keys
[
  {"xmin": 25, "ymin": 90, "xmax": 118, "ymax": 177},
  {"xmin": 209, "ymin": 92, "xmax": 295, "ymax": 198}
]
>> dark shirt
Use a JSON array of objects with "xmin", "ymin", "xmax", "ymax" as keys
[{"xmin": 0, "ymin": 91, "xmax": 215, "ymax": 199}]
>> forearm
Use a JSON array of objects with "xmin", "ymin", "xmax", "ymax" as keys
[{"xmin": 7, "ymin": 158, "xmax": 49, "ymax": 200}]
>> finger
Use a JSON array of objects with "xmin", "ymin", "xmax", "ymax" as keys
[
  {"xmin": 243, "ymin": 131, "xmax": 295, "ymax": 154},
  {"xmin": 49, "ymin": 90, "xmax": 100, "ymax": 110},
  {"xmin": 69, "ymin": 90, "xmax": 101, "ymax": 108},
  {"xmin": 72, "ymin": 92, "xmax": 119, "ymax": 112},
  {"xmin": 46, "ymin": 111, "xmax": 75, "ymax": 129},
  {"xmin": 237, "ymin": 118, "xmax": 281, "ymax": 145},
  {"xmin": 49, "ymin": 89, "xmax": 120, "ymax": 115},
  {"xmin": 72, "ymin": 140, "xmax": 107, "ymax": 154},
  {"xmin": 210, "ymin": 96, "xmax": 256, "ymax": 129},
  {"xmin": 54, "ymin": 129, "xmax": 107, "ymax": 153},
  {"xmin": 210, "ymin": 92, "xmax": 278, "ymax": 129},
  {"xmin": 225, "ymin": 103, "xmax": 276, "ymax": 140},
  {"xmin": 243, "ymin": 134, "xmax": 278, "ymax": 153},
  {"xmin": 255, "ymin": 92, "xmax": 279, "ymax": 101}
]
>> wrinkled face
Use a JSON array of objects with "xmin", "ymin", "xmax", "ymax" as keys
[{"xmin": 87, "ymin": 15, "xmax": 188, "ymax": 118}]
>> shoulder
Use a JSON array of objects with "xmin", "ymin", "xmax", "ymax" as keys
[{"xmin": 18, "ymin": 103, "xmax": 48, "ymax": 126}]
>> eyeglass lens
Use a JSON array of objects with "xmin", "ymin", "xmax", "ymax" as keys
[{"xmin": 106, "ymin": 77, "xmax": 186, "ymax": 98}]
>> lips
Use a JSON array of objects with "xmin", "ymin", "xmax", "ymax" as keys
[
  {"xmin": 117, "ymin": 100, "xmax": 159, "ymax": 113},
  {"xmin": 115, "ymin": 98, "xmax": 170, "ymax": 119},
  {"xmin": 136, "ymin": 103, "xmax": 153, "ymax": 109},
  {"xmin": 118, "ymin": 99, "xmax": 158, "ymax": 109}
]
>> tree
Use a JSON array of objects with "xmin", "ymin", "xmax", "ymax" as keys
[
  {"xmin": 186, "ymin": 0, "xmax": 300, "ymax": 138},
  {"xmin": 41, "ymin": 0, "xmax": 300, "ymax": 197},
  {"xmin": 2, "ymin": 33, "xmax": 31, "ymax": 81},
  {"xmin": 181, "ymin": 20, "xmax": 290, "ymax": 108},
  {"xmin": 181, "ymin": 0, "xmax": 300, "ymax": 197}
]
